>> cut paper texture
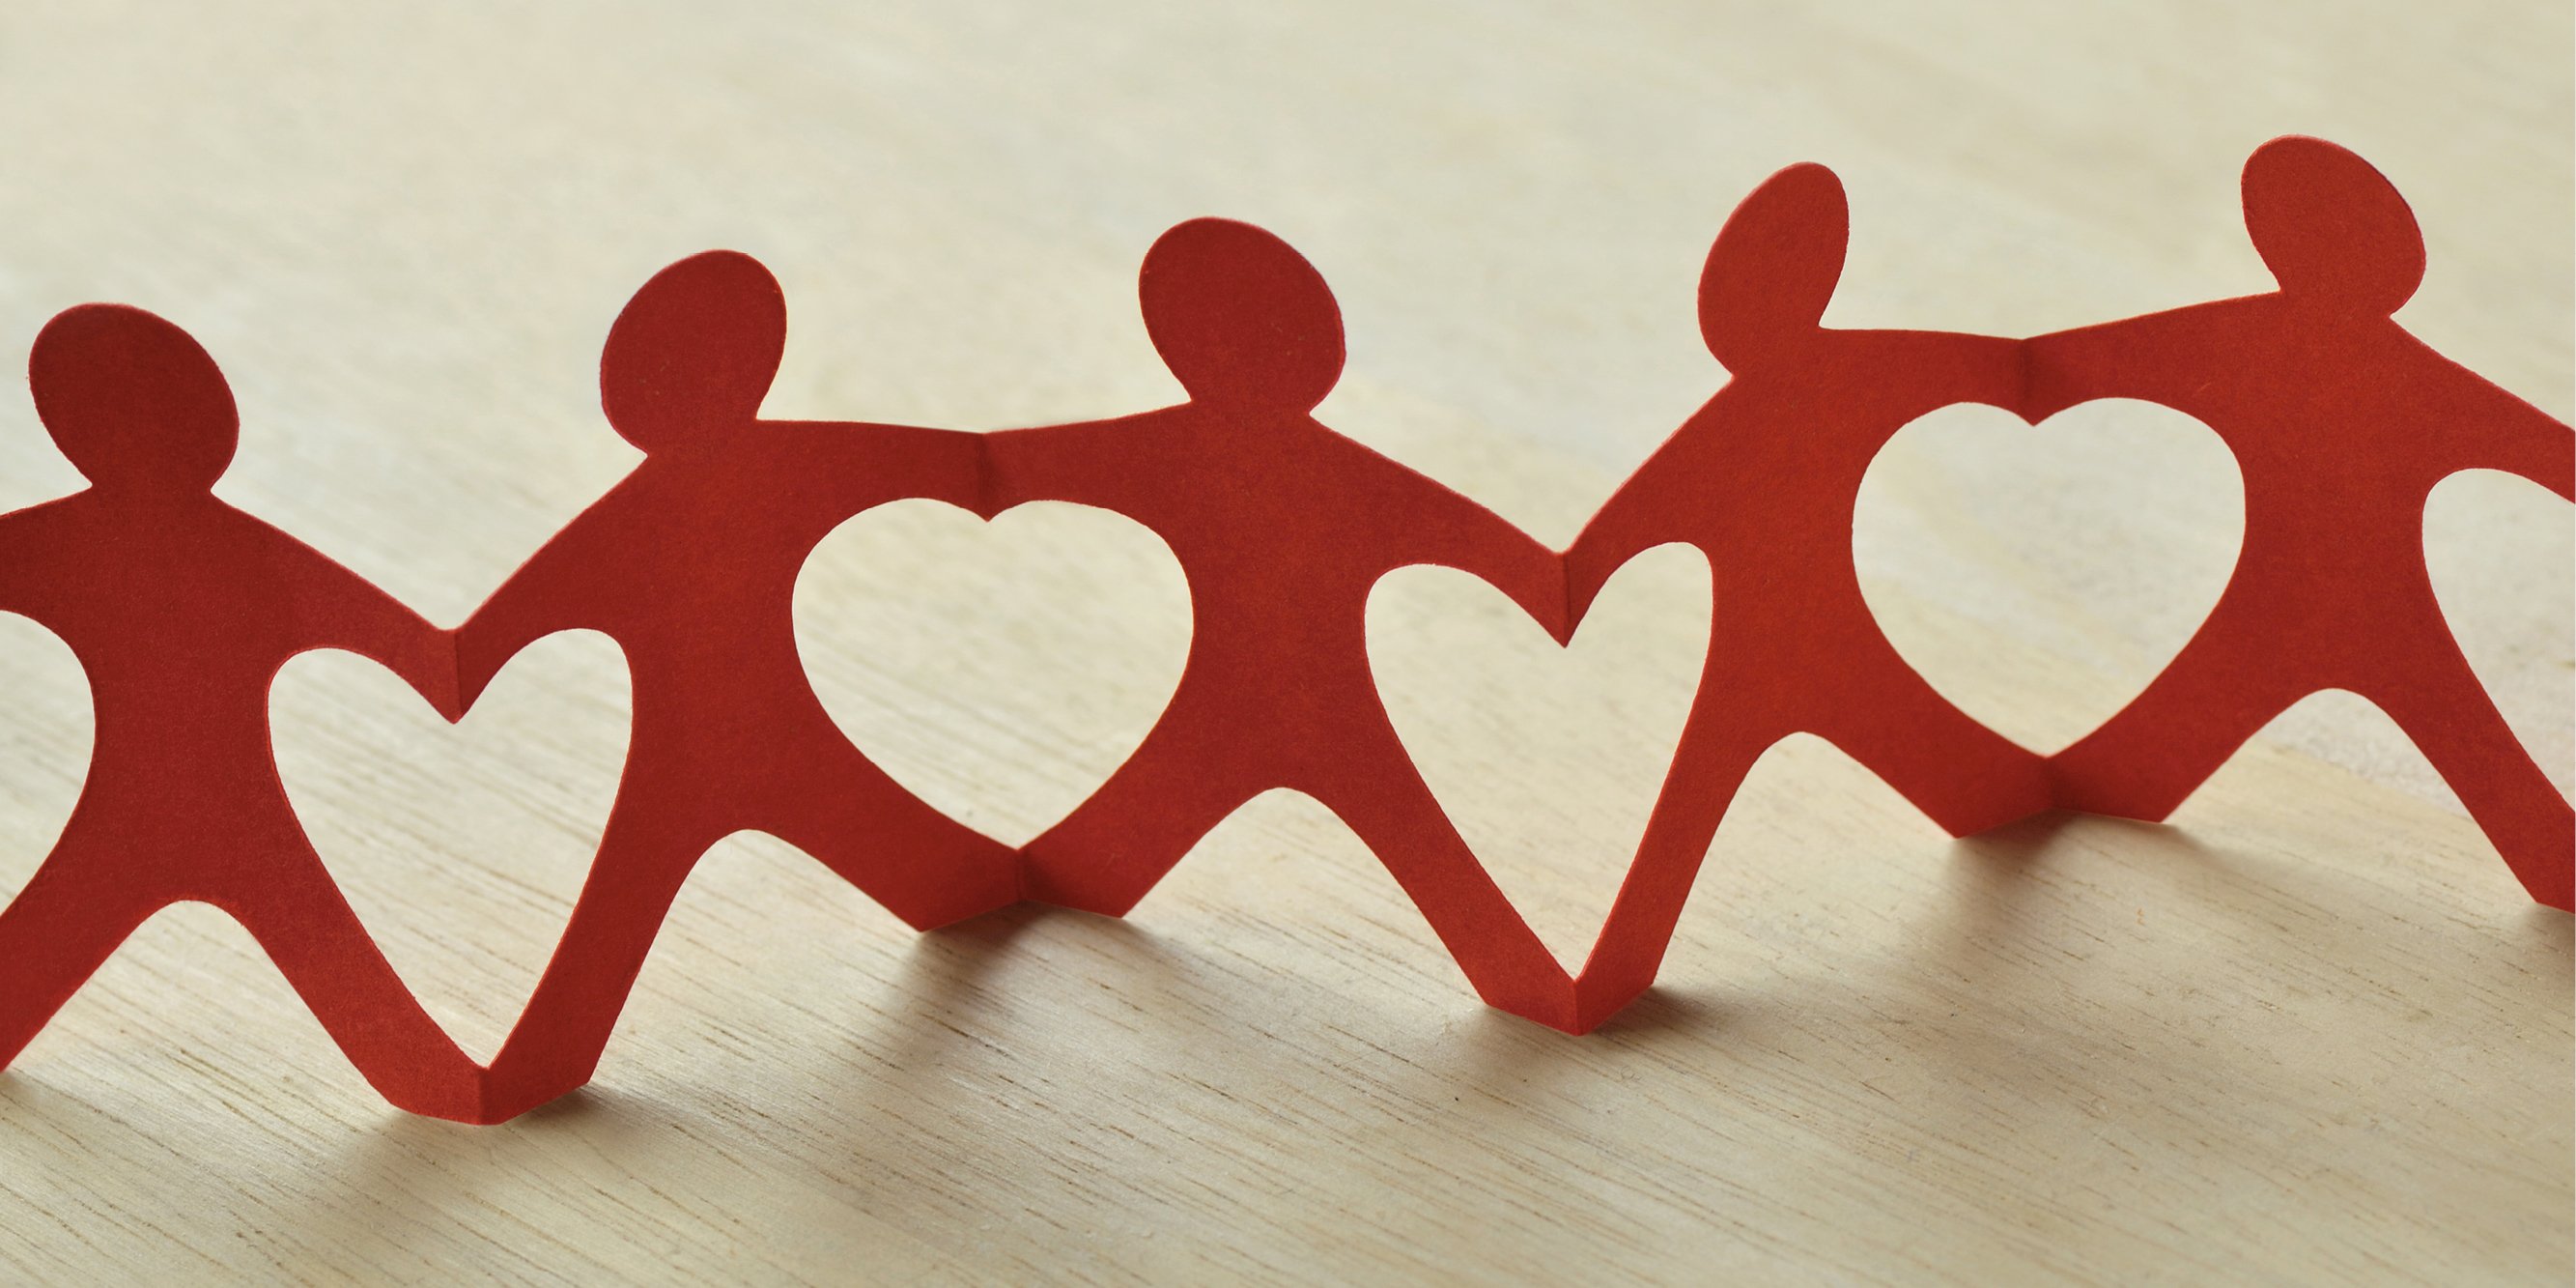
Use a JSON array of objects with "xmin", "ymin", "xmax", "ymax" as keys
[
  {"xmin": 0, "ymin": 135, "xmax": 2563, "ymax": 1123},
  {"xmin": 0, "ymin": 305, "xmax": 486, "ymax": 1121},
  {"xmin": 454, "ymin": 254, "xmax": 1025, "ymax": 1119},
  {"xmin": 2021, "ymin": 136, "xmax": 2575, "ymax": 911},
  {"xmin": 983, "ymin": 222, "xmax": 1576, "ymax": 1023}
]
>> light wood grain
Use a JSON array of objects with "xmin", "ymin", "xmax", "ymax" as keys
[{"xmin": 0, "ymin": 2, "xmax": 2567, "ymax": 1283}]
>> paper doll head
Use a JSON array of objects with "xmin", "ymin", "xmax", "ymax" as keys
[
  {"xmin": 30, "ymin": 303, "xmax": 239, "ymax": 495},
  {"xmin": 1140, "ymin": 217, "xmax": 1345, "ymax": 413},
  {"xmin": 601, "ymin": 250, "xmax": 789, "ymax": 453},
  {"xmin": 1698, "ymin": 162, "xmax": 1849, "ymax": 370},
  {"xmin": 2241, "ymin": 135, "xmax": 2424, "ymax": 314}
]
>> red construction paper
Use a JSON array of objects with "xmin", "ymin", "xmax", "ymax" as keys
[
  {"xmin": 1558, "ymin": 162, "xmax": 2056, "ymax": 1029},
  {"xmin": 0, "ymin": 135, "xmax": 2562, "ymax": 1123},
  {"xmin": 987, "ymin": 218, "xmax": 1577, "ymax": 1023},
  {"xmin": 456, "ymin": 251, "xmax": 1025, "ymax": 1120},
  {"xmin": 0, "ymin": 304, "xmax": 487, "ymax": 1119},
  {"xmin": 2023, "ymin": 136, "xmax": 2575, "ymax": 911}
]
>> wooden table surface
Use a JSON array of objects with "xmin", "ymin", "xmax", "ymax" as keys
[{"xmin": 0, "ymin": 3, "xmax": 2567, "ymax": 1283}]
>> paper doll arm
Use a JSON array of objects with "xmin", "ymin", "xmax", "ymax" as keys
[
  {"xmin": 0, "ymin": 551, "xmax": 28, "ymax": 618},
  {"xmin": 2449, "ymin": 377, "xmax": 2575, "ymax": 501},
  {"xmin": 980, "ymin": 421, "xmax": 1151, "ymax": 518},
  {"xmin": 456, "ymin": 547, "xmax": 594, "ymax": 711},
  {"xmin": 1397, "ymin": 481, "xmax": 1568, "ymax": 642},
  {"xmin": 2021, "ymin": 309, "xmax": 2217, "ymax": 422},
  {"xmin": 784, "ymin": 423, "xmax": 988, "ymax": 513},
  {"xmin": 303, "ymin": 565, "xmax": 463, "ymax": 721},
  {"xmin": 0, "ymin": 511, "xmax": 58, "ymax": 621},
  {"xmin": 1564, "ymin": 462, "xmax": 1686, "ymax": 627}
]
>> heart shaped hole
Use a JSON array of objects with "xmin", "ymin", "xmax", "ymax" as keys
[
  {"xmin": 0, "ymin": 612, "xmax": 91, "ymax": 911},
  {"xmin": 2243, "ymin": 470, "xmax": 2576, "ymax": 815},
  {"xmin": 796, "ymin": 499, "xmax": 1191, "ymax": 846},
  {"xmin": 2423, "ymin": 469, "xmax": 2572, "ymax": 805},
  {"xmin": 1854, "ymin": 398, "xmax": 2244, "ymax": 754},
  {"xmin": 273, "ymin": 629, "xmax": 629, "ymax": 1063},
  {"xmin": 1370, "ymin": 544, "xmax": 1710, "ymax": 971}
]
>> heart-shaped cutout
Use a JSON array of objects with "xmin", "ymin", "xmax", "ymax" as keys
[
  {"xmin": 2258, "ymin": 470, "xmax": 2576, "ymax": 814},
  {"xmin": 1369, "ymin": 544, "xmax": 1710, "ymax": 971},
  {"xmin": 1854, "ymin": 398, "xmax": 2244, "ymax": 754},
  {"xmin": 2418, "ymin": 470, "xmax": 2572, "ymax": 805},
  {"xmin": 272, "ymin": 629, "xmax": 629, "ymax": 1063},
  {"xmin": 796, "ymin": 499, "xmax": 1191, "ymax": 845},
  {"xmin": 0, "ymin": 612, "xmax": 92, "ymax": 911}
]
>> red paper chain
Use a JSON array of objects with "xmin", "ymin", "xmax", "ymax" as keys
[{"xmin": 0, "ymin": 135, "xmax": 2564, "ymax": 1124}]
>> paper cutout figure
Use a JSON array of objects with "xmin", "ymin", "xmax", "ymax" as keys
[
  {"xmin": 457, "ymin": 251, "xmax": 1026, "ymax": 1119},
  {"xmin": 2024, "ymin": 137, "xmax": 2576, "ymax": 910},
  {"xmin": 0, "ymin": 136, "xmax": 2562, "ymax": 1122},
  {"xmin": 1559, "ymin": 163, "xmax": 2055, "ymax": 1027},
  {"xmin": 987, "ymin": 218, "xmax": 1580, "ymax": 1024},
  {"xmin": 0, "ymin": 305, "xmax": 486, "ymax": 1119}
]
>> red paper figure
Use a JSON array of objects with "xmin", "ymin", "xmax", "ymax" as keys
[
  {"xmin": 986, "ymin": 218, "xmax": 1581, "ymax": 1026},
  {"xmin": 1560, "ymin": 163, "xmax": 2055, "ymax": 1028},
  {"xmin": 0, "ymin": 305, "xmax": 487, "ymax": 1118},
  {"xmin": 2024, "ymin": 136, "xmax": 2575, "ymax": 910},
  {"xmin": 459, "ymin": 251, "xmax": 1023, "ymax": 1119}
]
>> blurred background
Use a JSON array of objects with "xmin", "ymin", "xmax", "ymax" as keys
[{"xmin": 0, "ymin": 1, "xmax": 2562, "ymax": 790}]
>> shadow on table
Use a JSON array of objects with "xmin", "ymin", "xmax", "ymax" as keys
[{"xmin": 67, "ymin": 787, "xmax": 2565, "ymax": 1281}]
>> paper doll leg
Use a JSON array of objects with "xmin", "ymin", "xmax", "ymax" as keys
[
  {"xmin": 758, "ymin": 719, "xmax": 1021, "ymax": 931},
  {"xmin": 1020, "ymin": 700, "xmax": 1266, "ymax": 916},
  {"xmin": 2050, "ymin": 608, "xmax": 2296, "ymax": 822},
  {"xmin": 228, "ymin": 848, "xmax": 491, "ymax": 1122},
  {"xmin": 0, "ymin": 848, "xmax": 158, "ymax": 1072},
  {"xmin": 2371, "ymin": 648, "xmax": 2575, "ymax": 911},
  {"xmin": 1571, "ymin": 713, "xmax": 1770, "ymax": 1031},
  {"xmin": 1309, "ymin": 722, "xmax": 1575, "ymax": 1028},
  {"xmin": 1819, "ymin": 634, "xmax": 2052, "ymax": 837},
  {"xmin": 480, "ymin": 794, "xmax": 715, "ymax": 1121}
]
